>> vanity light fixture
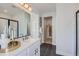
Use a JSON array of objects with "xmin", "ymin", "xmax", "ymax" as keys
[{"xmin": 19, "ymin": 3, "xmax": 32, "ymax": 11}]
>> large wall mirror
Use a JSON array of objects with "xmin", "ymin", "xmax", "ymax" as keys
[
  {"xmin": 0, "ymin": 3, "xmax": 30, "ymax": 39},
  {"xmin": 0, "ymin": 17, "xmax": 19, "ymax": 38}
]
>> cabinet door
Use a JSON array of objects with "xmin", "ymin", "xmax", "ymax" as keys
[
  {"xmin": 28, "ymin": 41, "xmax": 40, "ymax": 56},
  {"xmin": 16, "ymin": 49, "xmax": 27, "ymax": 56}
]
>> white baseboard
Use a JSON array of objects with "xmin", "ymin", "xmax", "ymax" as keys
[
  {"xmin": 52, "ymin": 43, "xmax": 56, "ymax": 45},
  {"xmin": 56, "ymin": 50, "xmax": 74, "ymax": 56}
]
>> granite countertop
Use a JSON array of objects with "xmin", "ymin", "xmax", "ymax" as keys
[{"xmin": 0, "ymin": 37, "xmax": 40, "ymax": 56}]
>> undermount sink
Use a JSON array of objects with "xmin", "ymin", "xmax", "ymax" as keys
[
  {"xmin": 8, "ymin": 41, "xmax": 20, "ymax": 48},
  {"xmin": 8, "ymin": 40, "xmax": 21, "ymax": 51},
  {"xmin": 0, "ymin": 40, "xmax": 21, "ymax": 53}
]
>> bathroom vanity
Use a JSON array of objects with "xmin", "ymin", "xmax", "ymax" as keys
[
  {"xmin": 0, "ymin": 38, "xmax": 40, "ymax": 56},
  {"xmin": 0, "ymin": 4, "xmax": 40, "ymax": 56}
]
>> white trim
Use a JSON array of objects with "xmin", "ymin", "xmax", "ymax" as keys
[
  {"xmin": 56, "ymin": 50, "xmax": 74, "ymax": 56},
  {"xmin": 41, "ymin": 17, "xmax": 44, "ymax": 43},
  {"xmin": 42, "ymin": 16, "xmax": 53, "ymax": 44},
  {"xmin": 40, "ymin": 12, "xmax": 56, "ymax": 45}
]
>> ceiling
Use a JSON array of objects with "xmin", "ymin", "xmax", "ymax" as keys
[
  {"xmin": 0, "ymin": 3, "xmax": 24, "ymax": 16},
  {"xmin": 0, "ymin": 3, "xmax": 56, "ymax": 16},
  {"xmin": 30, "ymin": 3, "xmax": 56, "ymax": 15}
]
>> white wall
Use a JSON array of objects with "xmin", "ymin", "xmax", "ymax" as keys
[
  {"xmin": 56, "ymin": 4, "xmax": 76, "ymax": 56},
  {"xmin": 30, "ymin": 12, "xmax": 39, "ymax": 39},
  {"xmin": 40, "ymin": 12, "xmax": 56, "ymax": 45}
]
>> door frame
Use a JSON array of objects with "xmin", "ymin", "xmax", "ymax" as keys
[
  {"xmin": 43, "ymin": 16, "xmax": 52, "ymax": 44},
  {"xmin": 76, "ymin": 10, "xmax": 79, "ymax": 56}
]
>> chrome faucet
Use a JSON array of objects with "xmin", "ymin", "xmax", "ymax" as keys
[{"xmin": 10, "ymin": 28, "xmax": 14, "ymax": 40}]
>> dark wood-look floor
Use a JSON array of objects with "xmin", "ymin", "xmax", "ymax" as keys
[{"xmin": 40, "ymin": 43, "xmax": 62, "ymax": 56}]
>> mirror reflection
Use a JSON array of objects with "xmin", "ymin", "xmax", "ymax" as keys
[
  {"xmin": 0, "ymin": 4, "xmax": 30, "ymax": 39},
  {"xmin": 0, "ymin": 18, "xmax": 8, "ymax": 39}
]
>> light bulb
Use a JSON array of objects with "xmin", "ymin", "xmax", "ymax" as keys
[
  {"xmin": 19, "ymin": 3, "xmax": 32, "ymax": 11},
  {"xmin": 24, "ymin": 3, "xmax": 29, "ymax": 9},
  {"xmin": 28, "ymin": 6, "xmax": 32, "ymax": 11}
]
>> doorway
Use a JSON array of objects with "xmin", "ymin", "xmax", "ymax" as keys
[{"xmin": 44, "ymin": 16, "xmax": 52, "ymax": 44}]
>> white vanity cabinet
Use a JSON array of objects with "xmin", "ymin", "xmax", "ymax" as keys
[
  {"xmin": 0, "ymin": 39, "xmax": 40, "ymax": 56},
  {"xmin": 16, "ymin": 48, "xmax": 28, "ymax": 56},
  {"xmin": 15, "ymin": 40, "xmax": 40, "ymax": 56},
  {"xmin": 28, "ymin": 40, "xmax": 40, "ymax": 56}
]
